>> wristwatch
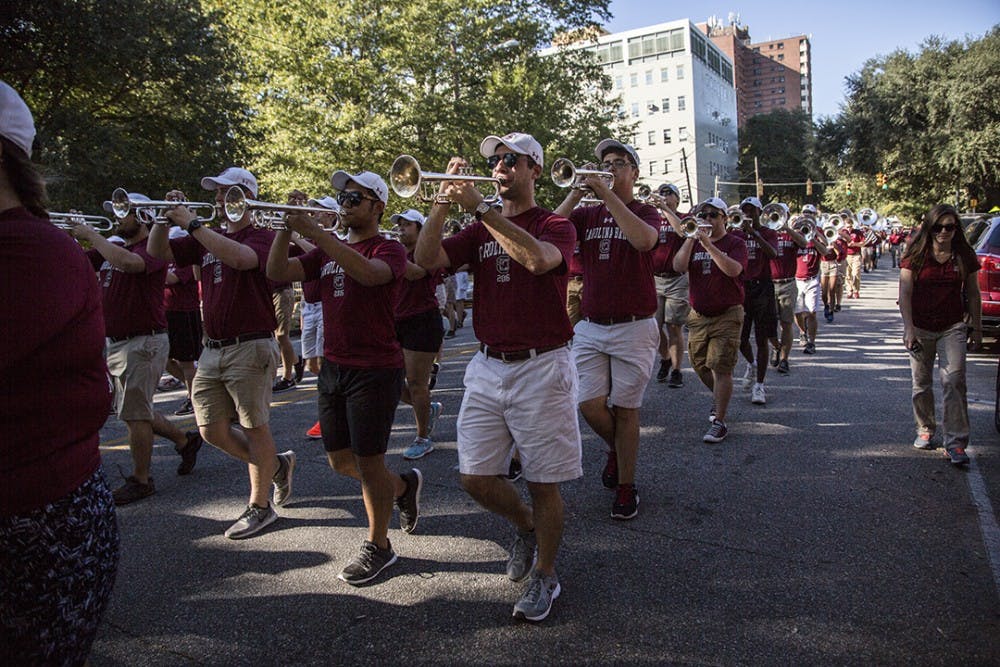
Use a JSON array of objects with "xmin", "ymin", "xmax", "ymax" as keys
[
  {"xmin": 187, "ymin": 219, "xmax": 203, "ymax": 233},
  {"xmin": 473, "ymin": 201, "xmax": 491, "ymax": 221}
]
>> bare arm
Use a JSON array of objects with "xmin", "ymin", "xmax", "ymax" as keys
[
  {"xmin": 283, "ymin": 213, "xmax": 393, "ymax": 286},
  {"xmin": 405, "ymin": 260, "xmax": 428, "ymax": 281},
  {"xmin": 165, "ymin": 206, "xmax": 258, "ymax": 270},
  {"xmin": 898, "ymin": 268, "xmax": 916, "ymax": 349},
  {"xmin": 966, "ymin": 272, "xmax": 983, "ymax": 350},
  {"xmin": 586, "ymin": 177, "xmax": 657, "ymax": 251},
  {"xmin": 672, "ymin": 237, "xmax": 694, "ymax": 274},
  {"xmin": 479, "ymin": 207, "xmax": 564, "ymax": 275},
  {"xmin": 69, "ymin": 224, "xmax": 145, "ymax": 273},
  {"xmin": 701, "ymin": 236, "xmax": 744, "ymax": 278},
  {"xmin": 414, "ymin": 202, "xmax": 453, "ymax": 271},
  {"xmin": 266, "ymin": 229, "xmax": 307, "ymax": 283},
  {"xmin": 146, "ymin": 222, "xmax": 175, "ymax": 262}
]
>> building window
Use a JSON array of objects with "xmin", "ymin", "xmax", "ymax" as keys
[
  {"xmin": 647, "ymin": 130, "xmax": 656, "ymax": 144},
  {"xmin": 778, "ymin": 42, "xmax": 784, "ymax": 49},
  {"xmin": 660, "ymin": 67, "xmax": 669, "ymax": 82},
  {"xmin": 648, "ymin": 160, "xmax": 657, "ymax": 176},
  {"xmin": 630, "ymin": 72, "xmax": 638, "ymax": 87},
  {"xmin": 663, "ymin": 159, "xmax": 671, "ymax": 174},
  {"xmin": 777, "ymin": 54, "xmax": 784, "ymax": 61},
  {"xmin": 645, "ymin": 70, "xmax": 653, "ymax": 85},
  {"xmin": 679, "ymin": 126, "xmax": 688, "ymax": 141},
  {"xmin": 677, "ymin": 95, "xmax": 686, "ymax": 111},
  {"xmin": 676, "ymin": 64, "xmax": 685, "ymax": 80},
  {"xmin": 663, "ymin": 128, "xmax": 672, "ymax": 143},
  {"xmin": 631, "ymin": 102, "xmax": 639, "ymax": 118},
  {"xmin": 661, "ymin": 97, "xmax": 670, "ymax": 113},
  {"xmin": 646, "ymin": 100, "xmax": 657, "ymax": 114},
  {"xmin": 615, "ymin": 75, "xmax": 623, "ymax": 90}
]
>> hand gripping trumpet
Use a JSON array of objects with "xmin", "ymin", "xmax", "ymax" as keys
[
  {"xmin": 389, "ymin": 155, "xmax": 501, "ymax": 205},
  {"xmin": 49, "ymin": 212, "xmax": 115, "ymax": 231},
  {"xmin": 110, "ymin": 188, "xmax": 216, "ymax": 224},
  {"xmin": 550, "ymin": 158, "xmax": 614, "ymax": 191}
]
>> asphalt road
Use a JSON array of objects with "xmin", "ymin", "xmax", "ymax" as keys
[{"xmin": 91, "ymin": 266, "xmax": 1000, "ymax": 666}]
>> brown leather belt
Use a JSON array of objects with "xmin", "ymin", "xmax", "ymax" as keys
[
  {"xmin": 108, "ymin": 328, "xmax": 167, "ymax": 343},
  {"xmin": 479, "ymin": 342, "xmax": 569, "ymax": 363},
  {"xmin": 772, "ymin": 277, "xmax": 796, "ymax": 284},
  {"xmin": 584, "ymin": 315, "xmax": 653, "ymax": 326}
]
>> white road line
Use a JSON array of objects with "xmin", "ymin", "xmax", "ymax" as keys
[{"xmin": 966, "ymin": 457, "xmax": 1000, "ymax": 600}]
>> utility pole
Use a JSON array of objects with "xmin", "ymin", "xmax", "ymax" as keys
[
  {"xmin": 681, "ymin": 147, "xmax": 694, "ymax": 204},
  {"xmin": 714, "ymin": 174, "xmax": 719, "ymax": 199},
  {"xmin": 754, "ymin": 156, "xmax": 762, "ymax": 198}
]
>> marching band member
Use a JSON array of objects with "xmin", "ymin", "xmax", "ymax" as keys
[
  {"xmin": 650, "ymin": 183, "xmax": 688, "ymax": 388},
  {"xmin": 393, "ymin": 208, "xmax": 445, "ymax": 460},
  {"xmin": 162, "ymin": 226, "xmax": 202, "ymax": 417},
  {"xmin": 767, "ymin": 203, "xmax": 808, "ymax": 375},
  {"xmin": 72, "ymin": 195, "xmax": 203, "ymax": 502},
  {"xmin": 554, "ymin": 139, "xmax": 659, "ymax": 521},
  {"xmin": 1, "ymin": 80, "xmax": 118, "ymax": 666},
  {"xmin": 671, "ymin": 197, "xmax": 748, "ymax": 443},
  {"xmin": 147, "ymin": 168, "xmax": 295, "ymax": 540},
  {"xmin": 793, "ymin": 218, "xmax": 830, "ymax": 355},
  {"xmin": 415, "ymin": 132, "xmax": 580, "ymax": 622},
  {"xmin": 267, "ymin": 171, "xmax": 421, "ymax": 586},
  {"xmin": 843, "ymin": 212, "xmax": 864, "ymax": 299},
  {"xmin": 735, "ymin": 197, "xmax": 778, "ymax": 405}
]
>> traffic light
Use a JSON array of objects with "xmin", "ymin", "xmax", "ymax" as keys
[
  {"xmin": 881, "ymin": 173, "xmax": 888, "ymax": 190},
  {"xmin": 806, "ymin": 178, "xmax": 813, "ymax": 196},
  {"xmin": 876, "ymin": 172, "xmax": 884, "ymax": 187},
  {"xmin": 846, "ymin": 181, "xmax": 853, "ymax": 195}
]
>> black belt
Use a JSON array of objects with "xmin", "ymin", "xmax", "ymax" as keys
[
  {"xmin": 584, "ymin": 315, "xmax": 653, "ymax": 326},
  {"xmin": 569, "ymin": 275, "xmax": 584, "ymax": 281},
  {"xmin": 108, "ymin": 328, "xmax": 167, "ymax": 343},
  {"xmin": 204, "ymin": 331, "xmax": 273, "ymax": 349},
  {"xmin": 654, "ymin": 272, "xmax": 682, "ymax": 279},
  {"xmin": 773, "ymin": 277, "xmax": 796, "ymax": 284},
  {"xmin": 479, "ymin": 342, "xmax": 568, "ymax": 363}
]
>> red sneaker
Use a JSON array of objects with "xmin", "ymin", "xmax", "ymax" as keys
[{"xmin": 306, "ymin": 421, "xmax": 322, "ymax": 440}]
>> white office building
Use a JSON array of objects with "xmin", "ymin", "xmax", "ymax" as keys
[{"xmin": 548, "ymin": 20, "xmax": 739, "ymax": 205}]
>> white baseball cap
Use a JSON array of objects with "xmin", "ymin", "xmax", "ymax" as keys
[
  {"xmin": 390, "ymin": 208, "xmax": 426, "ymax": 227},
  {"xmin": 479, "ymin": 132, "xmax": 544, "ymax": 168},
  {"xmin": 595, "ymin": 138, "xmax": 640, "ymax": 168},
  {"xmin": 802, "ymin": 204, "xmax": 818, "ymax": 214},
  {"xmin": 740, "ymin": 196, "xmax": 763, "ymax": 210},
  {"xmin": 330, "ymin": 170, "xmax": 389, "ymax": 204},
  {"xmin": 700, "ymin": 197, "xmax": 728, "ymax": 212},
  {"xmin": 0, "ymin": 81, "xmax": 35, "ymax": 157},
  {"xmin": 658, "ymin": 183, "xmax": 680, "ymax": 197},
  {"xmin": 201, "ymin": 167, "xmax": 258, "ymax": 198},
  {"xmin": 308, "ymin": 196, "xmax": 340, "ymax": 211}
]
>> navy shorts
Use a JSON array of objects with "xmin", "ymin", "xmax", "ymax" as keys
[
  {"xmin": 741, "ymin": 279, "xmax": 778, "ymax": 341},
  {"xmin": 166, "ymin": 309, "xmax": 203, "ymax": 362},
  {"xmin": 317, "ymin": 363, "xmax": 404, "ymax": 457},
  {"xmin": 395, "ymin": 308, "xmax": 445, "ymax": 353}
]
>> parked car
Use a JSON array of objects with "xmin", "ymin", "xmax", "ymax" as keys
[{"xmin": 969, "ymin": 215, "xmax": 1000, "ymax": 339}]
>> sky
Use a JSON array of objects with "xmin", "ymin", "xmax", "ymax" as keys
[{"xmin": 603, "ymin": 0, "xmax": 999, "ymax": 119}]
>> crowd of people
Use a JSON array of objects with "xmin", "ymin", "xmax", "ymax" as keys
[{"xmin": 1, "ymin": 79, "xmax": 986, "ymax": 663}]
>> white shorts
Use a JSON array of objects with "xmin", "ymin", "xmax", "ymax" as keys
[
  {"xmin": 457, "ymin": 348, "xmax": 582, "ymax": 483},
  {"xmin": 300, "ymin": 300, "xmax": 324, "ymax": 359},
  {"xmin": 573, "ymin": 317, "xmax": 659, "ymax": 409},
  {"xmin": 435, "ymin": 284, "xmax": 447, "ymax": 311},
  {"xmin": 794, "ymin": 276, "xmax": 821, "ymax": 314},
  {"xmin": 454, "ymin": 271, "xmax": 470, "ymax": 300}
]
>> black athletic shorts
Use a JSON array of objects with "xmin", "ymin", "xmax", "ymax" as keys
[
  {"xmin": 395, "ymin": 308, "xmax": 444, "ymax": 353},
  {"xmin": 741, "ymin": 279, "xmax": 778, "ymax": 340},
  {"xmin": 317, "ymin": 363, "xmax": 404, "ymax": 457},
  {"xmin": 166, "ymin": 309, "xmax": 203, "ymax": 362}
]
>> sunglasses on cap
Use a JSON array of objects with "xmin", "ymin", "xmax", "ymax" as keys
[
  {"xmin": 336, "ymin": 190, "xmax": 379, "ymax": 207},
  {"xmin": 931, "ymin": 223, "xmax": 957, "ymax": 234},
  {"xmin": 486, "ymin": 152, "xmax": 530, "ymax": 169}
]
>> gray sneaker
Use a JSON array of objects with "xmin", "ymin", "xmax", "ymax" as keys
[
  {"xmin": 944, "ymin": 446, "xmax": 970, "ymax": 465},
  {"xmin": 338, "ymin": 540, "xmax": 397, "ymax": 586},
  {"xmin": 395, "ymin": 468, "xmax": 422, "ymax": 534},
  {"xmin": 272, "ymin": 450, "xmax": 296, "ymax": 506},
  {"xmin": 427, "ymin": 401, "xmax": 443, "ymax": 437},
  {"xmin": 513, "ymin": 571, "xmax": 561, "ymax": 622},
  {"xmin": 506, "ymin": 529, "xmax": 537, "ymax": 582},
  {"xmin": 224, "ymin": 503, "xmax": 277, "ymax": 539}
]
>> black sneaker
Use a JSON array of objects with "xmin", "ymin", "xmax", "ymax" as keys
[
  {"xmin": 804, "ymin": 341, "xmax": 816, "ymax": 355},
  {"xmin": 338, "ymin": 540, "xmax": 397, "ymax": 586},
  {"xmin": 703, "ymin": 419, "xmax": 728, "ymax": 443},
  {"xmin": 601, "ymin": 449, "xmax": 618, "ymax": 489},
  {"xmin": 395, "ymin": 468, "xmax": 422, "ymax": 534},
  {"xmin": 507, "ymin": 458, "xmax": 523, "ymax": 482},
  {"xmin": 272, "ymin": 377, "xmax": 296, "ymax": 393},
  {"xmin": 656, "ymin": 359, "xmax": 671, "ymax": 383},
  {"xmin": 834, "ymin": 304, "xmax": 842, "ymax": 312},
  {"xmin": 444, "ymin": 330, "xmax": 456, "ymax": 339},
  {"xmin": 777, "ymin": 359, "xmax": 790, "ymax": 375},
  {"xmin": 293, "ymin": 356, "xmax": 305, "ymax": 383},
  {"xmin": 428, "ymin": 362, "xmax": 440, "ymax": 390},
  {"xmin": 174, "ymin": 398, "xmax": 194, "ymax": 416},
  {"xmin": 771, "ymin": 347, "xmax": 780, "ymax": 368},
  {"xmin": 611, "ymin": 484, "xmax": 639, "ymax": 520},
  {"xmin": 113, "ymin": 476, "xmax": 155, "ymax": 505},
  {"xmin": 176, "ymin": 430, "xmax": 203, "ymax": 475},
  {"xmin": 667, "ymin": 369, "xmax": 683, "ymax": 388}
]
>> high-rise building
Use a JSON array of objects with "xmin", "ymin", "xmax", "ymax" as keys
[
  {"xmin": 699, "ymin": 16, "xmax": 812, "ymax": 127},
  {"xmin": 543, "ymin": 19, "xmax": 739, "ymax": 205}
]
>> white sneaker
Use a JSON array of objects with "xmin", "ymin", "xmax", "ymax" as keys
[
  {"xmin": 751, "ymin": 383, "xmax": 766, "ymax": 405},
  {"xmin": 742, "ymin": 362, "xmax": 755, "ymax": 389}
]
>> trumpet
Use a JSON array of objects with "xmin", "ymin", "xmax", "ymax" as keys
[
  {"xmin": 726, "ymin": 205, "xmax": 747, "ymax": 230},
  {"xmin": 550, "ymin": 158, "xmax": 614, "ymax": 190},
  {"xmin": 224, "ymin": 187, "xmax": 342, "ymax": 227},
  {"xmin": 390, "ymin": 154, "xmax": 500, "ymax": 205},
  {"xmin": 49, "ymin": 212, "xmax": 115, "ymax": 231},
  {"xmin": 680, "ymin": 217, "xmax": 713, "ymax": 238},
  {"xmin": 636, "ymin": 183, "xmax": 652, "ymax": 201},
  {"xmin": 110, "ymin": 188, "xmax": 216, "ymax": 224},
  {"xmin": 761, "ymin": 202, "xmax": 788, "ymax": 231},
  {"xmin": 857, "ymin": 207, "xmax": 878, "ymax": 226}
]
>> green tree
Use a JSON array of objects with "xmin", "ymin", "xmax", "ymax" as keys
[
  {"xmin": 737, "ymin": 108, "xmax": 814, "ymax": 208},
  {"xmin": 1, "ymin": 0, "xmax": 248, "ymax": 213}
]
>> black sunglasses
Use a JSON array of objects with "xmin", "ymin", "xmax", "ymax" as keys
[
  {"xmin": 931, "ymin": 224, "xmax": 957, "ymax": 233},
  {"xmin": 486, "ymin": 152, "xmax": 526, "ymax": 169},
  {"xmin": 600, "ymin": 158, "xmax": 635, "ymax": 170},
  {"xmin": 336, "ymin": 190, "xmax": 378, "ymax": 207},
  {"xmin": 697, "ymin": 211, "xmax": 723, "ymax": 220}
]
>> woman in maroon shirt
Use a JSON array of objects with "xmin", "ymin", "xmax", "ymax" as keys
[
  {"xmin": 0, "ymin": 82, "xmax": 118, "ymax": 665},
  {"xmin": 899, "ymin": 204, "xmax": 982, "ymax": 465}
]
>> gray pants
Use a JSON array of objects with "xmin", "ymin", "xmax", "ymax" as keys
[{"xmin": 909, "ymin": 321, "xmax": 970, "ymax": 449}]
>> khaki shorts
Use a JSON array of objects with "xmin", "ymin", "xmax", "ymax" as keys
[
  {"xmin": 566, "ymin": 276, "xmax": 583, "ymax": 327},
  {"xmin": 773, "ymin": 280, "xmax": 798, "ymax": 323},
  {"xmin": 686, "ymin": 306, "xmax": 744, "ymax": 375},
  {"xmin": 272, "ymin": 287, "xmax": 295, "ymax": 337},
  {"xmin": 193, "ymin": 337, "xmax": 279, "ymax": 428},
  {"xmin": 573, "ymin": 317, "xmax": 659, "ymax": 409},
  {"xmin": 457, "ymin": 348, "xmax": 582, "ymax": 484},
  {"xmin": 106, "ymin": 333, "xmax": 169, "ymax": 421},
  {"xmin": 819, "ymin": 260, "xmax": 838, "ymax": 278},
  {"xmin": 655, "ymin": 273, "xmax": 691, "ymax": 326}
]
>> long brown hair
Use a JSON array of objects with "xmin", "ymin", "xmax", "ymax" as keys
[
  {"xmin": 900, "ymin": 203, "xmax": 975, "ymax": 279},
  {"xmin": 0, "ymin": 136, "xmax": 48, "ymax": 218}
]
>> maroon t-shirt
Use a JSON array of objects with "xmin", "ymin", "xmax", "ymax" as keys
[
  {"xmin": 397, "ymin": 250, "xmax": 444, "ymax": 320},
  {"xmin": 795, "ymin": 242, "xmax": 822, "ymax": 280},
  {"xmin": 901, "ymin": 247, "xmax": 980, "ymax": 331},
  {"xmin": 170, "ymin": 225, "xmax": 277, "ymax": 339},
  {"xmin": 651, "ymin": 217, "xmax": 684, "ymax": 274},
  {"xmin": 570, "ymin": 200, "xmax": 660, "ymax": 319},
  {"xmin": 164, "ymin": 264, "xmax": 200, "ymax": 312},
  {"xmin": 442, "ymin": 206, "xmax": 575, "ymax": 351},
  {"xmin": 846, "ymin": 229, "xmax": 864, "ymax": 255},
  {"xmin": 686, "ymin": 233, "xmax": 748, "ymax": 316},
  {"xmin": 735, "ymin": 227, "xmax": 778, "ymax": 281},
  {"xmin": 299, "ymin": 235, "xmax": 407, "ymax": 368},
  {"xmin": 88, "ymin": 237, "xmax": 168, "ymax": 338},
  {"xmin": 769, "ymin": 231, "xmax": 799, "ymax": 280},
  {"xmin": 302, "ymin": 277, "xmax": 322, "ymax": 304},
  {"xmin": 1, "ymin": 208, "xmax": 111, "ymax": 515},
  {"xmin": 833, "ymin": 238, "xmax": 847, "ymax": 262}
]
